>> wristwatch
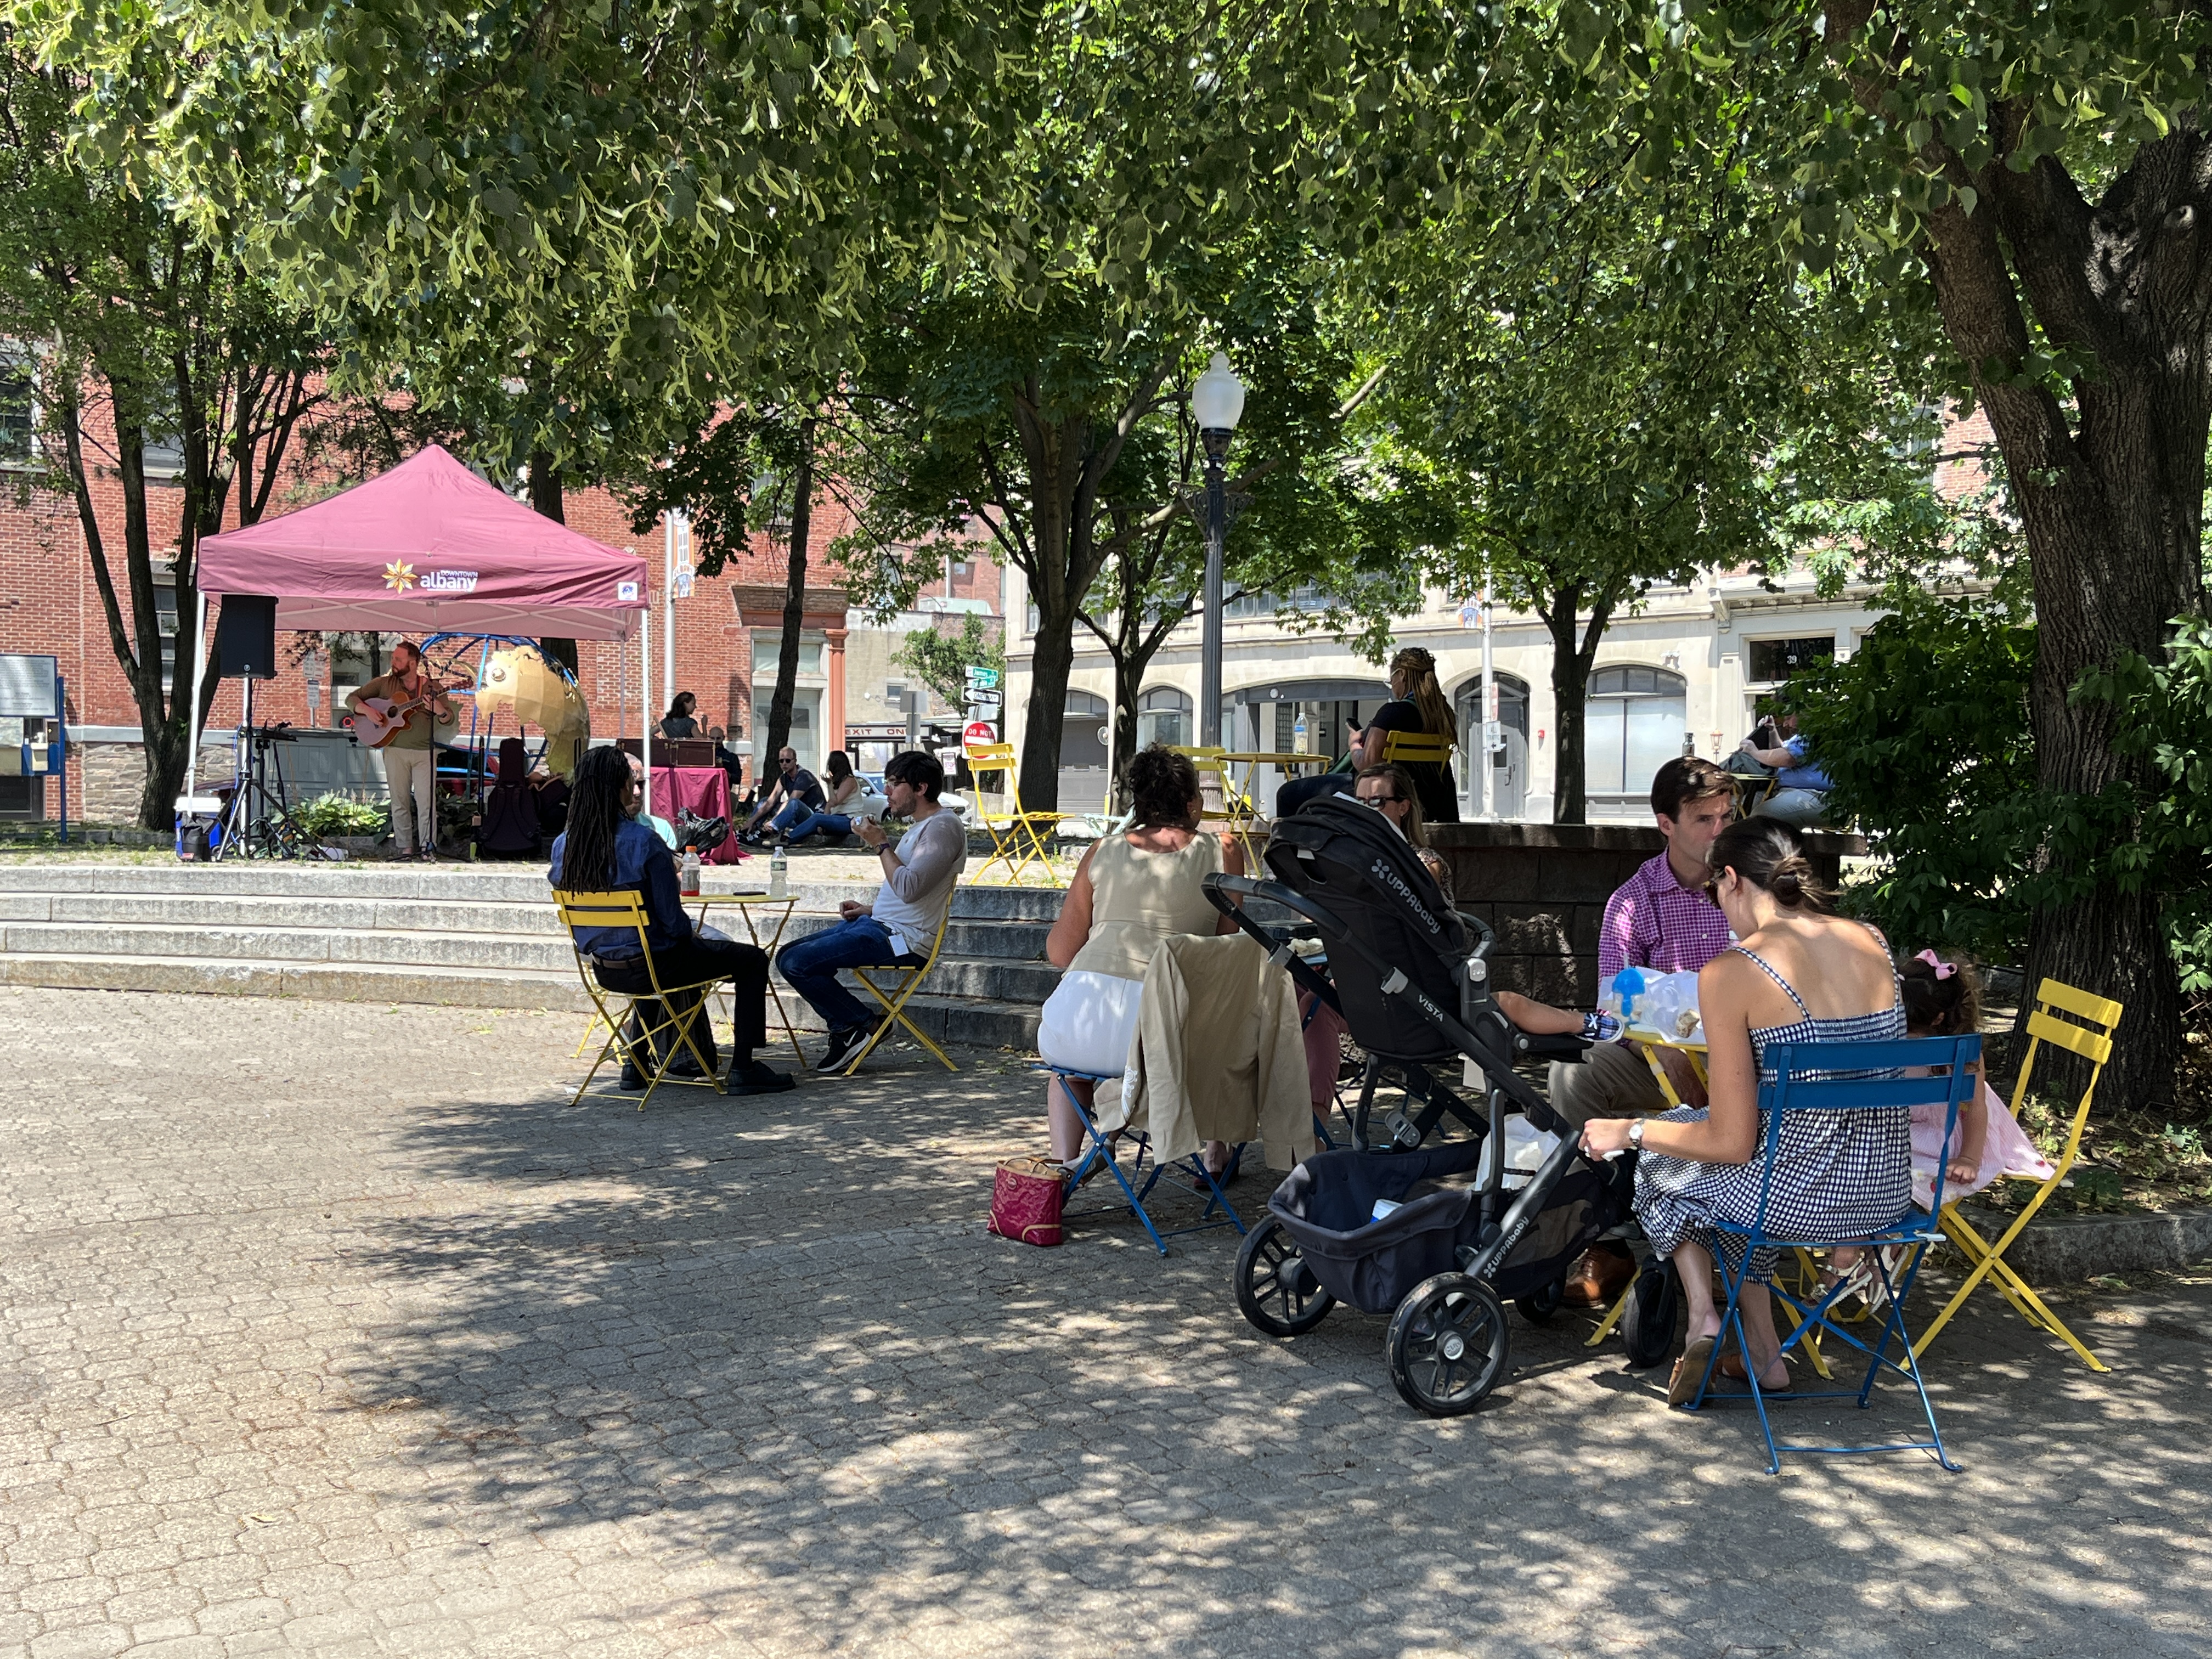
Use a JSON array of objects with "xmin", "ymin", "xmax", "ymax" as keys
[{"xmin": 1627, "ymin": 1120, "xmax": 1645, "ymax": 1150}]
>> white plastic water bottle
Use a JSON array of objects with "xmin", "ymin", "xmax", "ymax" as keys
[
  {"xmin": 769, "ymin": 844, "xmax": 788, "ymax": 900},
  {"xmin": 680, "ymin": 845, "xmax": 701, "ymax": 896}
]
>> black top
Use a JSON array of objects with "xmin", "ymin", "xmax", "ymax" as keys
[
  {"xmin": 1365, "ymin": 698, "xmax": 1460, "ymax": 823},
  {"xmin": 659, "ymin": 714, "xmax": 701, "ymax": 739}
]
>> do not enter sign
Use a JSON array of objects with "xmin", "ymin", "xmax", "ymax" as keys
[{"xmin": 964, "ymin": 720, "xmax": 998, "ymax": 745}]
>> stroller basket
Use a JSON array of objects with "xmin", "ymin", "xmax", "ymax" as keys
[{"xmin": 1271, "ymin": 1141, "xmax": 1609, "ymax": 1316}]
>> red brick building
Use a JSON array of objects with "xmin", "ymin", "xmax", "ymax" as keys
[{"xmin": 0, "ymin": 413, "xmax": 1001, "ymax": 823}]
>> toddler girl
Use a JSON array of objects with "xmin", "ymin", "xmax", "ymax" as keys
[{"xmin": 1898, "ymin": 950, "xmax": 2053, "ymax": 1211}]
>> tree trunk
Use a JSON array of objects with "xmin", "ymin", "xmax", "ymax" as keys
[
  {"xmin": 1108, "ymin": 656, "xmax": 1139, "ymax": 813},
  {"xmin": 1916, "ymin": 145, "xmax": 2207, "ymax": 1112},
  {"xmin": 765, "ymin": 416, "xmax": 816, "ymax": 766},
  {"xmin": 1019, "ymin": 593, "xmax": 1079, "ymax": 816},
  {"xmin": 1543, "ymin": 590, "xmax": 1590, "ymax": 826},
  {"xmin": 527, "ymin": 452, "xmax": 578, "ymax": 676}
]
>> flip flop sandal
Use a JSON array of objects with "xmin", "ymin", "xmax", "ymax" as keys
[
  {"xmin": 1718, "ymin": 1351, "xmax": 1796, "ymax": 1392},
  {"xmin": 1668, "ymin": 1335, "xmax": 1718, "ymax": 1406}
]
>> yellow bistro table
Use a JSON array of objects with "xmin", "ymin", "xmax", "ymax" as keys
[
  {"xmin": 691, "ymin": 891, "xmax": 805, "ymax": 1065},
  {"xmin": 1217, "ymin": 751, "xmax": 1330, "ymax": 861}
]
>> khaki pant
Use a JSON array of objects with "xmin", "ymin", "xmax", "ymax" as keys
[
  {"xmin": 1547, "ymin": 1039, "xmax": 1674, "ymax": 1130},
  {"xmin": 382, "ymin": 746, "xmax": 437, "ymax": 854}
]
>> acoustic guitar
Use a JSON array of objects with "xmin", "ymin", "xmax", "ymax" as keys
[{"xmin": 348, "ymin": 682, "xmax": 448, "ymax": 749}]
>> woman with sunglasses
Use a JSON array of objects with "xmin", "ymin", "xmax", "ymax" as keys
[{"xmin": 1352, "ymin": 764, "xmax": 1454, "ymax": 900}]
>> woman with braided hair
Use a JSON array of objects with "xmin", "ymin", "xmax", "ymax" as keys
[{"xmin": 1276, "ymin": 644, "xmax": 1463, "ymax": 822}]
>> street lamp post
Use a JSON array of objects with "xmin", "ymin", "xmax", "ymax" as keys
[{"xmin": 1190, "ymin": 352, "xmax": 1245, "ymax": 748}]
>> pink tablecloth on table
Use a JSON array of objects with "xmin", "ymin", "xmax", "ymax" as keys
[{"xmin": 650, "ymin": 765, "xmax": 745, "ymax": 864}]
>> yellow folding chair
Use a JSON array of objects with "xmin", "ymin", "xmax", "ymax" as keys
[
  {"xmin": 964, "ymin": 741, "xmax": 1067, "ymax": 885},
  {"xmin": 841, "ymin": 910, "xmax": 958, "ymax": 1075},
  {"xmin": 1913, "ymin": 976, "xmax": 2123, "ymax": 1373},
  {"xmin": 553, "ymin": 889, "xmax": 731, "ymax": 1110},
  {"xmin": 1377, "ymin": 729, "xmax": 1454, "ymax": 774}
]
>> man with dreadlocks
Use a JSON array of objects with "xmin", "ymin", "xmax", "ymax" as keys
[{"xmin": 550, "ymin": 745, "xmax": 794, "ymax": 1094}]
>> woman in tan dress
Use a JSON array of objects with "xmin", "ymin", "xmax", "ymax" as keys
[{"xmin": 1039, "ymin": 745, "xmax": 1245, "ymax": 1172}]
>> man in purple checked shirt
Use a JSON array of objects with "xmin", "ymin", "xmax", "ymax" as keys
[
  {"xmin": 1550, "ymin": 755, "xmax": 1739, "ymax": 1129},
  {"xmin": 1548, "ymin": 757, "xmax": 1737, "ymax": 1302}
]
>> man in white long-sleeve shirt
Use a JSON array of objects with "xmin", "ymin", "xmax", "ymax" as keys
[{"xmin": 777, "ymin": 749, "xmax": 967, "ymax": 1073}]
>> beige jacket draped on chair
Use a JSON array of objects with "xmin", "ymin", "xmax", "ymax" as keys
[{"xmin": 1093, "ymin": 932, "xmax": 1315, "ymax": 1171}]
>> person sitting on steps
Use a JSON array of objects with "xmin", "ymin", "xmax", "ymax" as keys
[
  {"xmin": 740, "ymin": 745, "xmax": 825, "ymax": 844},
  {"xmin": 772, "ymin": 749, "xmax": 866, "ymax": 847},
  {"xmin": 777, "ymin": 749, "xmax": 967, "ymax": 1074}
]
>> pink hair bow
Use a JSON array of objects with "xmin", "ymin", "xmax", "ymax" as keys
[{"xmin": 1914, "ymin": 949, "xmax": 1956, "ymax": 980}]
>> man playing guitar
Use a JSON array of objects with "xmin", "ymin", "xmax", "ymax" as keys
[{"xmin": 343, "ymin": 641, "xmax": 455, "ymax": 860}]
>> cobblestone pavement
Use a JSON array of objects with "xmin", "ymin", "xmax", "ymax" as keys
[{"xmin": 3, "ymin": 988, "xmax": 2208, "ymax": 1659}]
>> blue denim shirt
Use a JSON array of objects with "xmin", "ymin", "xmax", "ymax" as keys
[
  {"xmin": 1778, "ymin": 735, "xmax": 1832, "ymax": 792},
  {"xmin": 549, "ymin": 817, "xmax": 688, "ymax": 959}
]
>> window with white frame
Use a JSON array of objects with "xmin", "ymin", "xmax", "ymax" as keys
[
  {"xmin": 1584, "ymin": 665, "xmax": 1688, "ymax": 798},
  {"xmin": 0, "ymin": 356, "xmax": 35, "ymax": 466}
]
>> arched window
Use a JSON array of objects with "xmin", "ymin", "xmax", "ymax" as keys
[
  {"xmin": 1585, "ymin": 665, "xmax": 1688, "ymax": 802},
  {"xmin": 1062, "ymin": 690, "xmax": 1110, "ymax": 769},
  {"xmin": 1136, "ymin": 685, "xmax": 1192, "ymax": 750}
]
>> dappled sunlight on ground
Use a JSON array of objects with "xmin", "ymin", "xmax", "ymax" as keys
[{"xmin": 3, "ymin": 985, "xmax": 2208, "ymax": 1656}]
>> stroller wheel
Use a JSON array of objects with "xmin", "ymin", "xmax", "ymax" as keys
[
  {"xmin": 1387, "ymin": 1273, "xmax": 1510, "ymax": 1417},
  {"xmin": 1515, "ymin": 1274, "xmax": 1567, "ymax": 1326},
  {"xmin": 1235, "ymin": 1219, "xmax": 1336, "ymax": 1338},
  {"xmin": 1621, "ymin": 1259, "xmax": 1681, "ymax": 1370}
]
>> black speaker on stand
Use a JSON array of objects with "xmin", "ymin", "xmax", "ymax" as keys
[
  {"xmin": 215, "ymin": 595, "xmax": 278, "ymax": 680},
  {"xmin": 211, "ymin": 595, "xmax": 280, "ymax": 860}
]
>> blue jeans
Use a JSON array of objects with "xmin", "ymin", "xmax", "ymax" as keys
[
  {"xmin": 765, "ymin": 799, "xmax": 811, "ymax": 835},
  {"xmin": 1752, "ymin": 788, "xmax": 1828, "ymax": 828},
  {"xmin": 776, "ymin": 917, "xmax": 923, "ymax": 1034},
  {"xmin": 782, "ymin": 808, "xmax": 853, "ymax": 844}
]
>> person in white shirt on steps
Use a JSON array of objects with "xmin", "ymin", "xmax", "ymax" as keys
[{"xmin": 776, "ymin": 749, "xmax": 967, "ymax": 1074}]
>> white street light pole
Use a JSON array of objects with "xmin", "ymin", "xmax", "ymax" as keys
[
  {"xmin": 1480, "ymin": 566, "xmax": 1497, "ymax": 821},
  {"xmin": 1190, "ymin": 352, "xmax": 1245, "ymax": 748}
]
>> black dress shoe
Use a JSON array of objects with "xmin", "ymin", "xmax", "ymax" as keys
[
  {"xmin": 727, "ymin": 1060, "xmax": 796, "ymax": 1095},
  {"xmin": 616, "ymin": 1067, "xmax": 648, "ymax": 1090}
]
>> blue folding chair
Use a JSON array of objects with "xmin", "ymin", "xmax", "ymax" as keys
[
  {"xmin": 1038, "ymin": 1065, "xmax": 1246, "ymax": 1255},
  {"xmin": 1680, "ymin": 1034, "xmax": 1980, "ymax": 1475}
]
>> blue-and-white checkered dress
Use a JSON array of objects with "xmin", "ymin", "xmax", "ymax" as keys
[{"xmin": 1634, "ymin": 941, "xmax": 1909, "ymax": 1281}]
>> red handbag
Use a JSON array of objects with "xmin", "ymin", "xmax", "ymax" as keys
[{"xmin": 987, "ymin": 1156, "xmax": 1068, "ymax": 1246}]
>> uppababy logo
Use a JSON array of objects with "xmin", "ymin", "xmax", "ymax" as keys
[
  {"xmin": 422, "ymin": 568, "xmax": 479, "ymax": 593},
  {"xmin": 1369, "ymin": 854, "xmax": 1442, "ymax": 936}
]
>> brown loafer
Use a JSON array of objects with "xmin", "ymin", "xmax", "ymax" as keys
[{"xmin": 1561, "ymin": 1245, "xmax": 1637, "ymax": 1307}]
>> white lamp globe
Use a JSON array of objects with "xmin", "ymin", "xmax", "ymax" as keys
[{"xmin": 1190, "ymin": 352, "xmax": 1245, "ymax": 433}]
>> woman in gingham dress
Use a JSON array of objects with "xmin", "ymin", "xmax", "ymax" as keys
[{"xmin": 1579, "ymin": 819, "xmax": 1909, "ymax": 1403}]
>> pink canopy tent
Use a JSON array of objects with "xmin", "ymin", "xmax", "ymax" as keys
[{"xmin": 189, "ymin": 444, "xmax": 664, "ymax": 808}]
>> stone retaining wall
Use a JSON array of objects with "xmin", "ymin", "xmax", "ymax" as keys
[{"xmin": 1426, "ymin": 821, "xmax": 1864, "ymax": 1005}]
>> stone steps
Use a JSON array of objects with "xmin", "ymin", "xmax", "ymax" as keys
[{"xmin": 0, "ymin": 861, "xmax": 1060, "ymax": 1047}]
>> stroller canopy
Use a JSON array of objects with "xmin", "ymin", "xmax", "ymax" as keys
[{"xmin": 1265, "ymin": 793, "xmax": 1469, "ymax": 1064}]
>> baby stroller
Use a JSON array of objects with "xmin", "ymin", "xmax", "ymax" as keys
[{"xmin": 1205, "ymin": 792, "xmax": 1670, "ymax": 1415}]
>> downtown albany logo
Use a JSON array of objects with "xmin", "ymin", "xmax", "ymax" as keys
[{"xmin": 381, "ymin": 561, "xmax": 480, "ymax": 594}]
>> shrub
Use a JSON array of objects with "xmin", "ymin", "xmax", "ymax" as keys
[{"xmin": 295, "ymin": 793, "xmax": 390, "ymax": 837}]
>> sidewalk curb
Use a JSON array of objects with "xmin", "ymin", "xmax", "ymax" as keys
[{"xmin": 1955, "ymin": 1202, "xmax": 2212, "ymax": 1284}]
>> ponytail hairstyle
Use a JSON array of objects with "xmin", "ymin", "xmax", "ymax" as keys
[
  {"xmin": 1704, "ymin": 817, "xmax": 1833, "ymax": 913},
  {"xmin": 1899, "ymin": 951, "xmax": 1983, "ymax": 1037},
  {"xmin": 1389, "ymin": 646, "xmax": 1455, "ymax": 746}
]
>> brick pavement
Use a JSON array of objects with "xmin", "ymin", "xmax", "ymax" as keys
[{"xmin": 2, "ymin": 986, "xmax": 2208, "ymax": 1658}]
